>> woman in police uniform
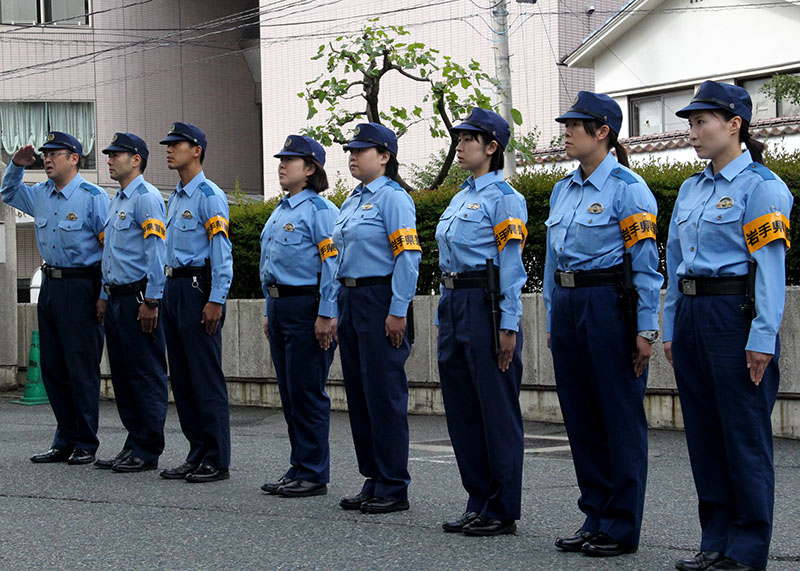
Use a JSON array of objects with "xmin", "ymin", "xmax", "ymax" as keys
[
  {"xmin": 259, "ymin": 135, "xmax": 339, "ymax": 498},
  {"xmin": 332, "ymin": 123, "xmax": 421, "ymax": 515},
  {"xmin": 435, "ymin": 108, "xmax": 527, "ymax": 537},
  {"xmin": 544, "ymin": 92, "xmax": 663, "ymax": 557},
  {"xmin": 664, "ymin": 82, "xmax": 792, "ymax": 571}
]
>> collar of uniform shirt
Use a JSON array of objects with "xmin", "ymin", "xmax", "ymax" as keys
[
  {"xmin": 119, "ymin": 174, "xmax": 145, "ymax": 198},
  {"xmin": 176, "ymin": 170, "xmax": 206, "ymax": 197},
  {"xmin": 471, "ymin": 170, "xmax": 504, "ymax": 192},
  {"xmin": 49, "ymin": 172, "xmax": 83, "ymax": 199},
  {"xmin": 701, "ymin": 149, "xmax": 753, "ymax": 182},
  {"xmin": 284, "ymin": 188, "xmax": 317, "ymax": 208},
  {"xmin": 355, "ymin": 174, "xmax": 390, "ymax": 195},
  {"xmin": 569, "ymin": 151, "xmax": 616, "ymax": 192}
]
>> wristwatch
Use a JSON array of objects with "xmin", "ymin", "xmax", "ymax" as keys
[
  {"xmin": 499, "ymin": 329, "xmax": 516, "ymax": 336},
  {"xmin": 638, "ymin": 330, "xmax": 659, "ymax": 344},
  {"xmin": 144, "ymin": 298, "xmax": 160, "ymax": 309}
]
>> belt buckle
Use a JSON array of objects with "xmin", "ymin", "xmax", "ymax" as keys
[
  {"xmin": 680, "ymin": 279, "xmax": 697, "ymax": 296},
  {"xmin": 50, "ymin": 268, "xmax": 62, "ymax": 279},
  {"xmin": 103, "ymin": 283, "xmax": 111, "ymax": 295},
  {"xmin": 559, "ymin": 272, "xmax": 575, "ymax": 288},
  {"xmin": 164, "ymin": 265, "xmax": 173, "ymax": 277},
  {"xmin": 344, "ymin": 277, "xmax": 357, "ymax": 287},
  {"xmin": 268, "ymin": 285, "xmax": 280, "ymax": 298},
  {"xmin": 443, "ymin": 276, "xmax": 455, "ymax": 289}
]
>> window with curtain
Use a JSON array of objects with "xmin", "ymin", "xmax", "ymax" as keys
[
  {"xmin": 0, "ymin": 101, "xmax": 96, "ymax": 170},
  {"xmin": 0, "ymin": 0, "xmax": 88, "ymax": 26}
]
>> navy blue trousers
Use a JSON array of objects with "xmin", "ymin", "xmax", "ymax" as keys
[
  {"xmin": 437, "ymin": 287, "xmax": 524, "ymax": 521},
  {"xmin": 267, "ymin": 294, "xmax": 334, "ymax": 483},
  {"xmin": 550, "ymin": 284, "xmax": 648, "ymax": 547},
  {"xmin": 337, "ymin": 284, "xmax": 411, "ymax": 502},
  {"xmin": 672, "ymin": 294, "xmax": 779, "ymax": 569},
  {"xmin": 104, "ymin": 293, "xmax": 168, "ymax": 463},
  {"xmin": 37, "ymin": 275, "xmax": 103, "ymax": 453},
  {"xmin": 162, "ymin": 278, "xmax": 230, "ymax": 469}
]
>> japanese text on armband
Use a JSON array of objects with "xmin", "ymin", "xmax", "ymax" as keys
[
  {"xmin": 388, "ymin": 228, "xmax": 422, "ymax": 256},
  {"xmin": 142, "ymin": 218, "xmax": 166, "ymax": 240},
  {"xmin": 743, "ymin": 212, "xmax": 791, "ymax": 253},
  {"xmin": 318, "ymin": 237, "xmax": 338, "ymax": 261},
  {"xmin": 204, "ymin": 215, "xmax": 229, "ymax": 240},
  {"xmin": 494, "ymin": 217, "xmax": 527, "ymax": 252},
  {"xmin": 619, "ymin": 212, "xmax": 657, "ymax": 249}
]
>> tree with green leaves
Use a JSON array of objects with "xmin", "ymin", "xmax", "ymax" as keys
[
  {"xmin": 760, "ymin": 74, "xmax": 800, "ymax": 108},
  {"xmin": 299, "ymin": 19, "xmax": 522, "ymax": 191}
]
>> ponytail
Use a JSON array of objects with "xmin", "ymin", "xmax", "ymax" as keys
[
  {"xmin": 740, "ymin": 121, "xmax": 765, "ymax": 164},
  {"xmin": 611, "ymin": 137, "xmax": 630, "ymax": 168}
]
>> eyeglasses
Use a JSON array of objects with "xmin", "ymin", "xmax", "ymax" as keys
[{"xmin": 42, "ymin": 150, "xmax": 71, "ymax": 160}]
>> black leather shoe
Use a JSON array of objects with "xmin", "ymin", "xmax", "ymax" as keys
[
  {"xmin": 277, "ymin": 480, "xmax": 327, "ymax": 497},
  {"xmin": 111, "ymin": 455, "xmax": 158, "ymax": 473},
  {"xmin": 185, "ymin": 464, "xmax": 230, "ymax": 483},
  {"xmin": 555, "ymin": 529, "xmax": 597, "ymax": 552},
  {"xmin": 339, "ymin": 492, "xmax": 373, "ymax": 510},
  {"xmin": 462, "ymin": 516, "xmax": 516, "ymax": 536},
  {"xmin": 261, "ymin": 476, "xmax": 294, "ymax": 494},
  {"xmin": 581, "ymin": 532, "xmax": 637, "ymax": 557},
  {"xmin": 676, "ymin": 551, "xmax": 724, "ymax": 571},
  {"xmin": 30, "ymin": 448, "xmax": 71, "ymax": 463},
  {"xmin": 94, "ymin": 449, "xmax": 132, "ymax": 470},
  {"xmin": 708, "ymin": 558, "xmax": 765, "ymax": 571},
  {"xmin": 442, "ymin": 511, "xmax": 480, "ymax": 533},
  {"xmin": 67, "ymin": 449, "xmax": 95, "ymax": 465},
  {"xmin": 360, "ymin": 497, "xmax": 409, "ymax": 514},
  {"xmin": 159, "ymin": 462, "xmax": 198, "ymax": 480}
]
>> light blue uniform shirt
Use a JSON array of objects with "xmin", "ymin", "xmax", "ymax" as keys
[
  {"xmin": 1, "ymin": 162, "xmax": 109, "ymax": 267},
  {"xmin": 260, "ymin": 189, "xmax": 340, "ymax": 318},
  {"xmin": 662, "ymin": 150, "xmax": 793, "ymax": 354},
  {"xmin": 543, "ymin": 152, "xmax": 663, "ymax": 333},
  {"xmin": 332, "ymin": 175, "xmax": 421, "ymax": 317},
  {"xmin": 100, "ymin": 174, "xmax": 167, "ymax": 300},
  {"xmin": 165, "ymin": 171, "xmax": 233, "ymax": 305},
  {"xmin": 435, "ymin": 170, "xmax": 528, "ymax": 331}
]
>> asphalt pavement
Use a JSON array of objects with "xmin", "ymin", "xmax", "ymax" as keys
[{"xmin": 1, "ymin": 395, "xmax": 798, "ymax": 570}]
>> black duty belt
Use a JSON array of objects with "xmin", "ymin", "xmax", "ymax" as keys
[
  {"xmin": 42, "ymin": 264, "xmax": 101, "ymax": 279},
  {"xmin": 441, "ymin": 268, "xmax": 499, "ymax": 290},
  {"xmin": 554, "ymin": 264, "xmax": 622, "ymax": 288},
  {"xmin": 104, "ymin": 278, "xmax": 147, "ymax": 297},
  {"xmin": 678, "ymin": 276, "xmax": 747, "ymax": 296},
  {"xmin": 338, "ymin": 275, "xmax": 392, "ymax": 288},
  {"xmin": 165, "ymin": 265, "xmax": 204, "ymax": 278},
  {"xmin": 267, "ymin": 284, "xmax": 318, "ymax": 299}
]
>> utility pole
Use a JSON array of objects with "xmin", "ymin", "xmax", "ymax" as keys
[{"xmin": 490, "ymin": 0, "xmax": 516, "ymax": 178}]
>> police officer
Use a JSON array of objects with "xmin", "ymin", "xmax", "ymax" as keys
[
  {"xmin": 94, "ymin": 133, "xmax": 168, "ymax": 472},
  {"xmin": 333, "ymin": 123, "xmax": 421, "ymax": 514},
  {"xmin": 543, "ymin": 92, "xmax": 663, "ymax": 556},
  {"xmin": 664, "ymin": 82, "xmax": 792, "ymax": 571},
  {"xmin": 1, "ymin": 132, "xmax": 109, "ymax": 465},
  {"xmin": 259, "ymin": 135, "xmax": 339, "ymax": 498},
  {"xmin": 158, "ymin": 122, "xmax": 233, "ymax": 483},
  {"xmin": 436, "ymin": 108, "xmax": 528, "ymax": 536}
]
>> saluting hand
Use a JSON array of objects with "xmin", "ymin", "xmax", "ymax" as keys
[
  {"xmin": 632, "ymin": 336, "xmax": 652, "ymax": 377},
  {"xmin": 12, "ymin": 145, "xmax": 37, "ymax": 167},
  {"xmin": 385, "ymin": 315, "xmax": 406, "ymax": 349},
  {"xmin": 96, "ymin": 299, "xmax": 107, "ymax": 325},
  {"xmin": 202, "ymin": 301, "xmax": 223, "ymax": 335},
  {"xmin": 746, "ymin": 350, "xmax": 772, "ymax": 386},
  {"xmin": 315, "ymin": 316, "xmax": 338, "ymax": 350},
  {"xmin": 498, "ymin": 331, "xmax": 516, "ymax": 372}
]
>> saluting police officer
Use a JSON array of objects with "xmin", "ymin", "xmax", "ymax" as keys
[
  {"xmin": 333, "ymin": 123, "xmax": 421, "ymax": 514},
  {"xmin": 158, "ymin": 122, "xmax": 234, "ymax": 483},
  {"xmin": 94, "ymin": 133, "xmax": 168, "ymax": 472},
  {"xmin": 436, "ymin": 108, "xmax": 528, "ymax": 537},
  {"xmin": 1, "ymin": 132, "xmax": 109, "ymax": 465},
  {"xmin": 664, "ymin": 82, "xmax": 792, "ymax": 571},
  {"xmin": 543, "ymin": 93, "xmax": 663, "ymax": 557},
  {"xmin": 259, "ymin": 135, "xmax": 339, "ymax": 498}
]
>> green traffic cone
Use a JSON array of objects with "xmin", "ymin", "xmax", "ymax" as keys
[{"xmin": 11, "ymin": 330, "xmax": 49, "ymax": 405}]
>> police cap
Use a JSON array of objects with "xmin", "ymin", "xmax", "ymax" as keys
[
  {"xmin": 274, "ymin": 135, "xmax": 326, "ymax": 166},
  {"xmin": 450, "ymin": 107, "xmax": 511, "ymax": 149},
  {"xmin": 676, "ymin": 80, "xmax": 752, "ymax": 123},
  {"xmin": 159, "ymin": 122, "xmax": 207, "ymax": 150},
  {"xmin": 38, "ymin": 131, "xmax": 83, "ymax": 157},
  {"xmin": 555, "ymin": 91, "xmax": 623, "ymax": 136},
  {"xmin": 343, "ymin": 123, "xmax": 398, "ymax": 157},
  {"xmin": 102, "ymin": 132, "xmax": 149, "ymax": 161}
]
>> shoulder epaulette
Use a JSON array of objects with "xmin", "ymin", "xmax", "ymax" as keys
[
  {"xmin": 496, "ymin": 180, "xmax": 515, "ymax": 195},
  {"xmin": 135, "ymin": 183, "xmax": 148, "ymax": 195},
  {"xmin": 747, "ymin": 162, "xmax": 775, "ymax": 181},
  {"xmin": 80, "ymin": 182, "xmax": 103, "ymax": 196},
  {"xmin": 199, "ymin": 182, "xmax": 215, "ymax": 197},
  {"xmin": 308, "ymin": 195, "xmax": 328, "ymax": 210},
  {"xmin": 610, "ymin": 167, "xmax": 637, "ymax": 185},
  {"xmin": 385, "ymin": 179, "xmax": 405, "ymax": 192}
]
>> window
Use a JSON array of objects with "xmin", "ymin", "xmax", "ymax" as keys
[
  {"xmin": 0, "ymin": 0, "xmax": 89, "ymax": 26},
  {"xmin": 741, "ymin": 75, "xmax": 800, "ymax": 121},
  {"xmin": 629, "ymin": 89, "xmax": 694, "ymax": 136},
  {"xmin": 0, "ymin": 102, "xmax": 97, "ymax": 170}
]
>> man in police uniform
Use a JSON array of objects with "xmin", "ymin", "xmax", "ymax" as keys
[
  {"xmin": 94, "ymin": 133, "xmax": 169, "ymax": 472},
  {"xmin": 0, "ymin": 132, "xmax": 109, "ymax": 464},
  {"xmin": 158, "ymin": 122, "xmax": 233, "ymax": 483}
]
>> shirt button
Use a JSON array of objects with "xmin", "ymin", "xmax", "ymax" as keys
[
  {"xmin": 688, "ymin": 269, "xmax": 693, "ymax": 274},
  {"xmin": 588, "ymin": 219, "xmax": 592, "ymax": 223},
  {"xmin": 716, "ymin": 215, "xmax": 721, "ymax": 220},
  {"xmin": 559, "ymin": 248, "xmax": 563, "ymax": 252},
  {"xmin": 690, "ymin": 247, "xmax": 694, "ymax": 251}
]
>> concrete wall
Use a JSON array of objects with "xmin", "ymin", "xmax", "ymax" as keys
[
  {"xmin": 15, "ymin": 289, "xmax": 800, "ymax": 438},
  {"xmin": 0, "ymin": 159, "xmax": 18, "ymax": 388}
]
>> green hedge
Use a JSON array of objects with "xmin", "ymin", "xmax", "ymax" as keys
[{"xmin": 229, "ymin": 152, "xmax": 800, "ymax": 299}]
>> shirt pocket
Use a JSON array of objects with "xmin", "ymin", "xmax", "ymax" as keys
[
  {"xmin": 175, "ymin": 217, "xmax": 199, "ymax": 252},
  {"xmin": 111, "ymin": 217, "xmax": 133, "ymax": 248},
  {"xmin": 355, "ymin": 207, "xmax": 383, "ymax": 240},
  {"xmin": 451, "ymin": 205, "xmax": 489, "ymax": 245},
  {"xmin": 573, "ymin": 210, "xmax": 618, "ymax": 255},
  {"xmin": 435, "ymin": 204, "xmax": 458, "ymax": 243},
  {"xmin": 699, "ymin": 204, "xmax": 745, "ymax": 253}
]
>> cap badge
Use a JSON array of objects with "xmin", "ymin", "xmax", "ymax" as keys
[
  {"xmin": 285, "ymin": 138, "xmax": 292, "ymax": 148},
  {"xmin": 111, "ymin": 134, "xmax": 118, "ymax": 143},
  {"xmin": 283, "ymin": 223, "xmax": 295, "ymax": 232},
  {"xmin": 66, "ymin": 212, "xmax": 78, "ymax": 221},
  {"xmin": 182, "ymin": 210, "xmax": 192, "ymax": 219},
  {"xmin": 572, "ymin": 95, "xmax": 579, "ymax": 105},
  {"xmin": 716, "ymin": 197, "xmax": 734, "ymax": 209},
  {"xmin": 361, "ymin": 202, "xmax": 373, "ymax": 210},
  {"xmin": 171, "ymin": 123, "xmax": 177, "ymax": 132},
  {"xmin": 354, "ymin": 127, "xmax": 361, "ymax": 136},
  {"xmin": 118, "ymin": 212, "xmax": 126, "ymax": 219},
  {"xmin": 729, "ymin": 103, "xmax": 735, "ymax": 109},
  {"xmin": 588, "ymin": 203, "xmax": 604, "ymax": 214},
  {"xmin": 466, "ymin": 203, "xmax": 480, "ymax": 210},
  {"xmin": 47, "ymin": 133, "xmax": 55, "ymax": 141}
]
